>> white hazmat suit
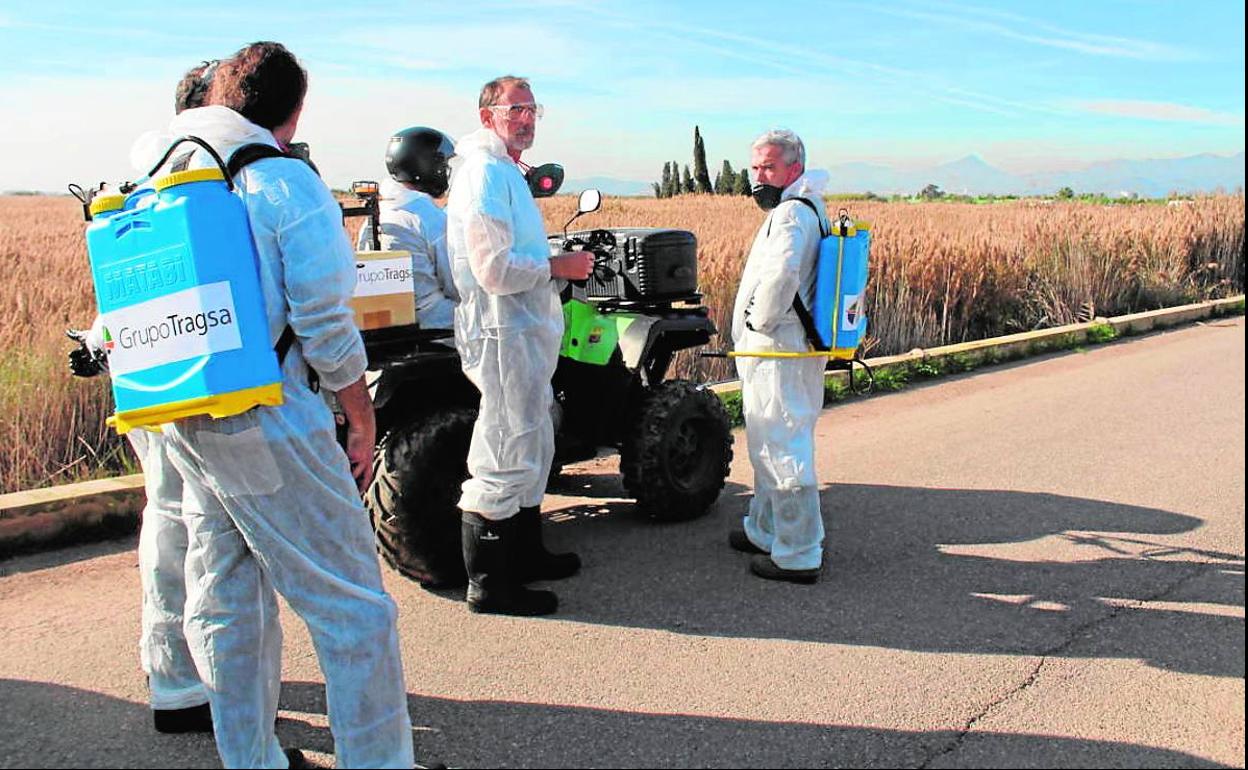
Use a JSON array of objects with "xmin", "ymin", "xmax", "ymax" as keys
[
  {"xmin": 356, "ymin": 178, "xmax": 458, "ymax": 332},
  {"xmin": 142, "ymin": 106, "xmax": 414, "ymax": 769},
  {"xmin": 85, "ymin": 316, "xmax": 213, "ymax": 716},
  {"xmin": 447, "ymin": 128, "xmax": 561, "ymax": 520},
  {"xmin": 128, "ymin": 429, "xmax": 212, "ymax": 710},
  {"xmin": 731, "ymin": 171, "xmax": 831, "ymax": 571}
]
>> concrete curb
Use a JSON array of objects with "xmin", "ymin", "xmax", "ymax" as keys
[
  {"xmin": 0, "ymin": 474, "xmax": 145, "ymax": 558},
  {"xmin": 2, "ymin": 295, "xmax": 1243, "ymax": 558}
]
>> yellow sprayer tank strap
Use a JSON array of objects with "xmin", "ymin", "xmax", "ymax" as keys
[{"xmin": 830, "ymin": 230, "xmax": 846, "ymax": 344}]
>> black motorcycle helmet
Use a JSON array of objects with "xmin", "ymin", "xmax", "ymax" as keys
[{"xmin": 384, "ymin": 127, "xmax": 456, "ymax": 197}]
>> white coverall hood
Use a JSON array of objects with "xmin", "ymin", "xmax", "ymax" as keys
[
  {"xmin": 454, "ymin": 127, "xmax": 512, "ymax": 163},
  {"xmin": 130, "ymin": 106, "xmax": 280, "ymax": 175},
  {"xmin": 379, "ymin": 177, "xmax": 428, "ymax": 207},
  {"xmin": 786, "ymin": 169, "xmax": 829, "ymax": 202}
]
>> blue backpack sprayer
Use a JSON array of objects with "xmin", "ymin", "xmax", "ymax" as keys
[
  {"xmin": 70, "ymin": 136, "xmax": 294, "ymax": 433},
  {"xmin": 705, "ymin": 201, "xmax": 874, "ymax": 393}
]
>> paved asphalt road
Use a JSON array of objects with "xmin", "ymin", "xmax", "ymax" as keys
[{"xmin": 1, "ymin": 317, "xmax": 1243, "ymax": 769}]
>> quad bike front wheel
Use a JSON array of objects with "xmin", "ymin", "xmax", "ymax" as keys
[{"xmin": 620, "ymin": 379, "xmax": 733, "ymax": 520}]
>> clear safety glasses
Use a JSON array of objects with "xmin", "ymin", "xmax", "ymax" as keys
[{"xmin": 489, "ymin": 102, "xmax": 544, "ymax": 121}]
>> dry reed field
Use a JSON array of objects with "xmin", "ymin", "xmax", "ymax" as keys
[{"xmin": 1, "ymin": 192, "xmax": 1242, "ymax": 493}]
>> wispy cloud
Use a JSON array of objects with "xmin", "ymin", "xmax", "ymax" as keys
[
  {"xmin": 1073, "ymin": 99, "xmax": 1244, "ymax": 126},
  {"xmin": 333, "ymin": 21, "xmax": 583, "ymax": 78},
  {"xmin": 872, "ymin": 1, "xmax": 1192, "ymax": 61},
  {"xmin": 572, "ymin": 5, "xmax": 1056, "ymax": 118}
]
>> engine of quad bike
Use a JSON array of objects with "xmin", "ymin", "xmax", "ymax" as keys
[{"xmin": 557, "ymin": 227, "xmax": 699, "ymax": 302}]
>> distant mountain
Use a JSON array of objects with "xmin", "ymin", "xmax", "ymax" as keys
[
  {"xmin": 822, "ymin": 152, "xmax": 1245, "ymax": 197},
  {"xmin": 1022, "ymin": 153, "xmax": 1246, "ymax": 198},
  {"xmin": 564, "ymin": 177, "xmax": 654, "ymax": 197},
  {"xmin": 930, "ymin": 154, "xmax": 1020, "ymax": 196}
]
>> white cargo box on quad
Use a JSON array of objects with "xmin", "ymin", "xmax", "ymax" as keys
[{"xmin": 351, "ymin": 250, "xmax": 416, "ymax": 331}]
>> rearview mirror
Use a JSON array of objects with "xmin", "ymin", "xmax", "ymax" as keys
[
  {"xmin": 578, "ymin": 189, "xmax": 602, "ymax": 214},
  {"xmin": 563, "ymin": 188, "xmax": 603, "ymax": 237}
]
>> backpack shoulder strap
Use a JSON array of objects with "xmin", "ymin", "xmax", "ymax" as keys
[
  {"xmin": 226, "ymin": 143, "xmax": 291, "ymax": 177},
  {"xmin": 225, "ymin": 143, "xmax": 308, "ymax": 372},
  {"xmin": 765, "ymin": 196, "xmax": 828, "ymax": 238},
  {"xmin": 788, "ymin": 196, "xmax": 829, "ymax": 238},
  {"xmin": 784, "ymin": 197, "xmax": 831, "ymax": 351},
  {"xmin": 792, "ymin": 292, "xmax": 829, "ymax": 351}
]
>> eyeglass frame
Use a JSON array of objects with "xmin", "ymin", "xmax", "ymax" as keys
[{"xmin": 487, "ymin": 102, "xmax": 544, "ymax": 121}]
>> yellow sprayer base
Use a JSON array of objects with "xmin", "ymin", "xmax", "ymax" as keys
[{"xmin": 107, "ymin": 383, "xmax": 284, "ymax": 435}]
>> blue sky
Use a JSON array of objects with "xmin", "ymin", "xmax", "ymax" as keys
[{"xmin": 0, "ymin": 0, "xmax": 1243, "ymax": 191}]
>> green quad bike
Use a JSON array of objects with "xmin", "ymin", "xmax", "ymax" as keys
[{"xmin": 357, "ymin": 189, "xmax": 734, "ymax": 587}]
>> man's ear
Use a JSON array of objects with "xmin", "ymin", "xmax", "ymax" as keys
[
  {"xmin": 479, "ymin": 107, "xmax": 494, "ymax": 129},
  {"xmin": 788, "ymin": 163, "xmax": 805, "ymax": 186}
]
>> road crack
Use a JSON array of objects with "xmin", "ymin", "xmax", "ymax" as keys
[{"xmin": 915, "ymin": 562, "xmax": 1213, "ymax": 769}]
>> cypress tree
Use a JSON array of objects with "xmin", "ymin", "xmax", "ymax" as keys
[
  {"xmin": 717, "ymin": 159, "xmax": 736, "ymax": 194},
  {"xmin": 671, "ymin": 159, "xmax": 681, "ymax": 196},
  {"xmin": 651, "ymin": 182, "xmax": 661, "ymax": 199},
  {"xmin": 693, "ymin": 126, "xmax": 713, "ymax": 193},
  {"xmin": 682, "ymin": 165, "xmax": 695, "ymax": 194},
  {"xmin": 736, "ymin": 168, "xmax": 752, "ymax": 195},
  {"xmin": 660, "ymin": 162, "xmax": 672, "ymax": 198}
]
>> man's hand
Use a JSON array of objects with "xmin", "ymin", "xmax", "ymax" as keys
[
  {"xmin": 333, "ymin": 376, "xmax": 376, "ymax": 495},
  {"xmin": 66, "ymin": 329, "xmax": 104, "ymax": 378},
  {"xmin": 550, "ymin": 250, "xmax": 594, "ymax": 281}
]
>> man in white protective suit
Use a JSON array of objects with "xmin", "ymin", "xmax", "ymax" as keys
[
  {"xmin": 71, "ymin": 316, "xmax": 221, "ymax": 735},
  {"xmin": 729, "ymin": 128, "xmax": 830, "ymax": 584},
  {"xmin": 147, "ymin": 42, "xmax": 432, "ymax": 769},
  {"xmin": 356, "ymin": 126, "xmax": 459, "ymax": 336},
  {"xmin": 447, "ymin": 75, "xmax": 594, "ymax": 616},
  {"xmin": 67, "ymin": 60, "xmax": 224, "ymax": 737}
]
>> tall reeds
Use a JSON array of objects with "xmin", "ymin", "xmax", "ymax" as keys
[{"xmin": 1, "ymin": 193, "xmax": 1241, "ymax": 492}]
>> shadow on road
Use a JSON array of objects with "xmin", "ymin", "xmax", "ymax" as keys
[
  {"xmin": 538, "ymin": 483, "xmax": 1243, "ymax": 679},
  {"xmin": 0, "ymin": 535, "xmax": 138, "ymax": 579},
  {"xmin": 2, "ymin": 664, "xmax": 1237, "ymax": 770},
  {"xmin": 275, "ymin": 679, "xmax": 1234, "ymax": 769},
  {"xmin": 0, "ymin": 677, "xmax": 216, "ymax": 769}
]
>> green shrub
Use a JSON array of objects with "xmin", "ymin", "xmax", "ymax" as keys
[{"xmin": 1086, "ymin": 323, "xmax": 1119, "ymax": 344}]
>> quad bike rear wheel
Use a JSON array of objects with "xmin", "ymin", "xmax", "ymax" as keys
[{"xmin": 366, "ymin": 406, "xmax": 476, "ymax": 587}]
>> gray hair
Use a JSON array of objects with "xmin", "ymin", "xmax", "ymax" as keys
[
  {"xmin": 479, "ymin": 75, "xmax": 530, "ymax": 109},
  {"xmin": 751, "ymin": 128, "xmax": 805, "ymax": 167}
]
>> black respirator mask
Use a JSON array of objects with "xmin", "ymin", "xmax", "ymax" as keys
[
  {"xmin": 751, "ymin": 183, "xmax": 784, "ymax": 211},
  {"xmin": 522, "ymin": 162, "xmax": 564, "ymax": 198}
]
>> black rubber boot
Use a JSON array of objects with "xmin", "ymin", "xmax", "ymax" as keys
[
  {"xmin": 152, "ymin": 702, "xmax": 214, "ymax": 734},
  {"xmin": 516, "ymin": 505, "xmax": 581, "ymax": 582},
  {"xmin": 749, "ymin": 554, "xmax": 821, "ymax": 584},
  {"xmin": 462, "ymin": 511, "xmax": 558, "ymax": 616}
]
